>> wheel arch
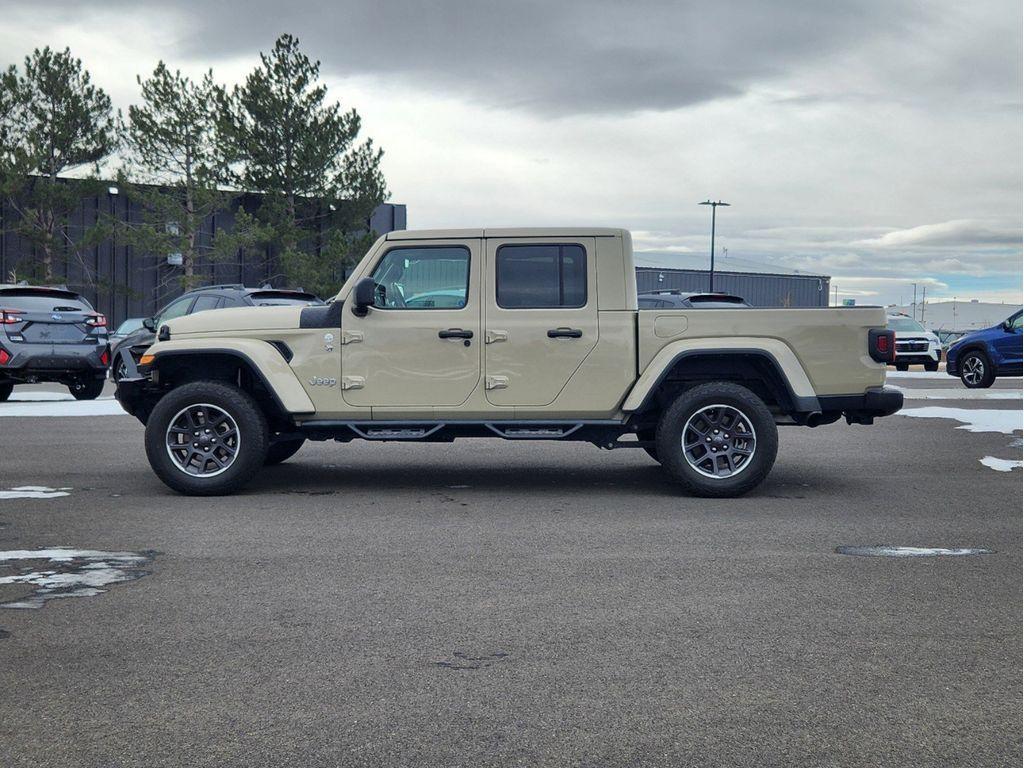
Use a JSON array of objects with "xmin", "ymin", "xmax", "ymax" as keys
[
  {"xmin": 146, "ymin": 344, "xmax": 314, "ymax": 426},
  {"xmin": 624, "ymin": 346, "xmax": 819, "ymax": 418}
]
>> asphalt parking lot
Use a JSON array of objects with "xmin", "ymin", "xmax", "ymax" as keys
[{"xmin": 1, "ymin": 373, "xmax": 1021, "ymax": 767}]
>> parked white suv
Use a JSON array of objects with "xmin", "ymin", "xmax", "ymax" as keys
[{"xmin": 887, "ymin": 314, "xmax": 942, "ymax": 371}]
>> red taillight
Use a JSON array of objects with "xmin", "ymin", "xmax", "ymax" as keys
[
  {"xmin": 0, "ymin": 348, "xmax": 10, "ymax": 365},
  {"xmin": 99, "ymin": 348, "xmax": 110, "ymax": 366},
  {"xmin": 0, "ymin": 308, "xmax": 24, "ymax": 324},
  {"xmin": 869, "ymin": 329, "xmax": 896, "ymax": 363},
  {"xmin": 86, "ymin": 313, "xmax": 107, "ymax": 328}
]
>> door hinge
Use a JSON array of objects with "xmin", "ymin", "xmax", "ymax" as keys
[
  {"xmin": 340, "ymin": 330, "xmax": 364, "ymax": 345},
  {"xmin": 485, "ymin": 329, "xmax": 508, "ymax": 344},
  {"xmin": 341, "ymin": 376, "xmax": 365, "ymax": 390},
  {"xmin": 485, "ymin": 375, "xmax": 509, "ymax": 390}
]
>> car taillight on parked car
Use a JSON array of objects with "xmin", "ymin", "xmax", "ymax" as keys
[
  {"xmin": 0, "ymin": 347, "xmax": 10, "ymax": 365},
  {"xmin": 0, "ymin": 308, "xmax": 24, "ymax": 324},
  {"xmin": 868, "ymin": 329, "xmax": 896, "ymax": 363},
  {"xmin": 86, "ymin": 313, "xmax": 107, "ymax": 327},
  {"xmin": 99, "ymin": 347, "xmax": 110, "ymax": 366}
]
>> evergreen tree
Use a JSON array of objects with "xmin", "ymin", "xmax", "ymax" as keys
[
  {"xmin": 119, "ymin": 63, "xmax": 249, "ymax": 289},
  {"xmin": 0, "ymin": 47, "xmax": 116, "ymax": 284},
  {"xmin": 222, "ymin": 34, "xmax": 387, "ymax": 295}
]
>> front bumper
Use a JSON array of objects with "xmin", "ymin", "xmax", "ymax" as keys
[
  {"xmin": 114, "ymin": 375, "xmax": 151, "ymax": 421},
  {"xmin": 816, "ymin": 386, "xmax": 904, "ymax": 425}
]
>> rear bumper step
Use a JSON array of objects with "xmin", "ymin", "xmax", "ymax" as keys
[{"xmin": 816, "ymin": 386, "xmax": 904, "ymax": 425}]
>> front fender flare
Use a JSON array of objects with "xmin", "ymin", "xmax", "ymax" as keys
[{"xmin": 145, "ymin": 338, "xmax": 315, "ymax": 414}]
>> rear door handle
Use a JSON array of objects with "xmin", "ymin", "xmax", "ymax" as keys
[
  {"xmin": 438, "ymin": 328, "xmax": 474, "ymax": 339},
  {"xmin": 547, "ymin": 327, "xmax": 582, "ymax": 339}
]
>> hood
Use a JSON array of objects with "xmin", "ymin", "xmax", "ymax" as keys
[{"xmin": 163, "ymin": 305, "xmax": 304, "ymax": 336}]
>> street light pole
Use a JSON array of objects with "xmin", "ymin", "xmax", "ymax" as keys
[{"xmin": 699, "ymin": 199, "xmax": 730, "ymax": 292}]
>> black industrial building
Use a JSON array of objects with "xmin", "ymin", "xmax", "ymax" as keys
[
  {"xmin": 0, "ymin": 183, "xmax": 407, "ymax": 327},
  {"xmin": 635, "ymin": 266, "xmax": 831, "ymax": 308}
]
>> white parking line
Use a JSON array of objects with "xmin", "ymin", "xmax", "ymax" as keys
[{"xmin": 0, "ymin": 398, "xmax": 126, "ymax": 417}]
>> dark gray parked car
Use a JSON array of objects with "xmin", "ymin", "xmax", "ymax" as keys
[
  {"xmin": 638, "ymin": 290, "xmax": 752, "ymax": 309},
  {"xmin": 111, "ymin": 284, "xmax": 323, "ymax": 380},
  {"xmin": 0, "ymin": 284, "xmax": 110, "ymax": 401}
]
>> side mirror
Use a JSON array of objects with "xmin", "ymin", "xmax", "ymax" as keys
[
  {"xmin": 142, "ymin": 317, "xmax": 156, "ymax": 332},
  {"xmin": 352, "ymin": 277, "xmax": 376, "ymax": 317}
]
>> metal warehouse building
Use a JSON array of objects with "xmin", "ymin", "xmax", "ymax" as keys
[{"xmin": 635, "ymin": 266, "xmax": 831, "ymax": 308}]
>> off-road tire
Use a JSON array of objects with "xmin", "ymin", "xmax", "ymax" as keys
[
  {"xmin": 265, "ymin": 437, "xmax": 305, "ymax": 465},
  {"xmin": 69, "ymin": 378, "xmax": 105, "ymax": 400},
  {"xmin": 145, "ymin": 381, "xmax": 269, "ymax": 495},
  {"xmin": 959, "ymin": 351, "xmax": 995, "ymax": 389},
  {"xmin": 0, "ymin": 382, "xmax": 12, "ymax": 402},
  {"xmin": 656, "ymin": 382, "xmax": 778, "ymax": 498}
]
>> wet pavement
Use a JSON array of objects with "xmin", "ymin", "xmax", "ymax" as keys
[{"xmin": 0, "ymin": 375, "xmax": 1020, "ymax": 767}]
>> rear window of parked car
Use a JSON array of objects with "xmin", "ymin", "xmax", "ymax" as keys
[
  {"xmin": 0, "ymin": 289, "xmax": 91, "ymax": 312},
  {"xmin": 496, "ymin": 244, "xmax": 586, "ymax": 309}
]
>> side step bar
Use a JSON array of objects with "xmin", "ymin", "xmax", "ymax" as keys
[{"xmin": 297, "ymin": 420, "xmax": 625, "ymax": 444}]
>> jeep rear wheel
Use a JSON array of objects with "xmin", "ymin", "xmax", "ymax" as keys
[
  {"xmin": 145, "ymin": 381, "xmax": 268, "ymax": 495},
  {"xmin": 656, "ymin": 382, "xmax": 778, "ymax": 498}
]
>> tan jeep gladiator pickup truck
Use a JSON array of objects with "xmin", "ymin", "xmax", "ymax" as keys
[{"xmin": 116, "ymin": 228, "xmax": 902, "ymax": 497}]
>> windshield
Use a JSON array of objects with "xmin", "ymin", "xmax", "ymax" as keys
[
  {"xmin": 887, "ymin": 316, "xmax": 926, "ymax": 332},
  {"xmin": 114, "ymin": 318, "xmax": 145, "ymax": 335}
]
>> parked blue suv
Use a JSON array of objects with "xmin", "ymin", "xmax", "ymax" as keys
[{"xmin": 945, "ymin": 309, "xmax": 1023, "ymax": 388}]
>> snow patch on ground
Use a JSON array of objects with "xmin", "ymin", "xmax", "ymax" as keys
[
  {"xmin": 979, "ymin": 456, "xmax": 1023, "ymax": 472},
  {"xmin": 895, "ymin": 387, "xmax": 1021, "ymax": 401},
  {"xmin": 899, "ymin": 407, "xmax": 1023, "ymax": 434},
  {"xmin": 9, "ymin": 391, "xmax": 78, "ymax": 401},
  {"xmin": 836, "ymin": 546, "xmax": 993, "ymax": 557},
  {"xmin": 0, "ymin": 548, "xmax": 153, "ymax": 609},
  {"xmin": 0, "ymin": 398, "xmax": 125, "ymax": 417},
  {"xmin": 887, "ymin": 370, "xmax": 1022, "ymax": 381},
  {"xmin": 0, "ymin": 486, "xmax": 71, "ymax": 500}
]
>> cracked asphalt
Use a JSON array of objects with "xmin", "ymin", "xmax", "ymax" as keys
[{"xmin": 0, "ymin": 375, "xmax": 1020, "ymax": 767}]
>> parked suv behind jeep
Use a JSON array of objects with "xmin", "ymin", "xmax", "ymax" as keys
[
  {"xmin": 945, "ymin": 309, "xmax": 1023, "ymax": 388},
  {"xmin": 111, "ymin": 284, "xmax": 323, "ymax": 380},
  {"xmin": 0, "ymin": 284, "xmax": 109, "ymax": 401}
]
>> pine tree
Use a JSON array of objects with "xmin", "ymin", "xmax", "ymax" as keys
[
  {"xmin": 119, "ymin": 63, "xmax": 245, "ymax": 289},
  {"xmin": 222, "ymin": 34, "xmax": 387, "ymax": 296},
  {"xmin": 0, "ymin": 47, "xmax": 116, "ymax": 284}
]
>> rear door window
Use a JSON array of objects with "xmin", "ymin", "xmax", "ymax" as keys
[
  {"xmin": 190, "ymin": 296, "xmax": 221, "ymax": 313},
  {"xmin": 157, "ymin": 297, "xmax": 194, "ymax": 324},
  {"xmin": 495, "ymin": 244, "xmax": 587, "ymax": 309}
]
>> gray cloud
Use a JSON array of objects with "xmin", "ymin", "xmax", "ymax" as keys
[{"xmin": 0, "ymin": 0, "xmax": 961, "ymax": 115}]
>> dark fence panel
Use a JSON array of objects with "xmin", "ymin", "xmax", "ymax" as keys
[{"xmin": 0, "ymin": 187, "xmax": 406, "ymax": 327}]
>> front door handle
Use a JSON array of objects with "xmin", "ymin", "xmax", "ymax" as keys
[
  {"xmin": 439, "ymin": 328, "xmax": 474, "ymax": 339},
  {"xmin": 547, "ymin": 327, "xmax": 583, "ymax": 339}
]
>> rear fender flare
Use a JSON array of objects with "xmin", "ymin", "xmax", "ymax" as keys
[{"xmin": 623, "ymin": 338, "xmax": 818, "ymax": 413}]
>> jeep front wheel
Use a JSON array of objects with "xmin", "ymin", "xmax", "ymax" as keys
[
  {"xmin": 145, "ymin": 381, "xmax": 268, "ymax": 495},
  {"xmin": 656, "ymin": 382, "xmax": 778, "ymax": 498}
]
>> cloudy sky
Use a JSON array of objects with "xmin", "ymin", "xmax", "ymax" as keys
[{"xmin": 1, "ymin": 0, "xmax": 1021, "ymax": 305}]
